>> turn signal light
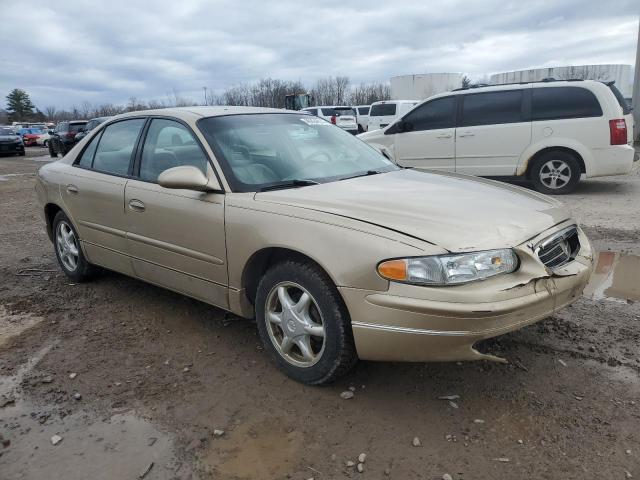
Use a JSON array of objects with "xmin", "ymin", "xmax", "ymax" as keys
[{"xmin": 377, "ymin": 259, "xmax": 407, "ymax": 281}]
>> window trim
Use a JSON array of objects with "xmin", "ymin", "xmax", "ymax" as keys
[
  {"xmin": 531, "ymin": 86, "xmax": 603, "ymax": 122},
  {"xmin": 72, "ymin": 116, "xmax": 149, "ymax": 179},
  {"xmin": 458, "ymin": 89, "xmax": 526, "ymax": 127}
]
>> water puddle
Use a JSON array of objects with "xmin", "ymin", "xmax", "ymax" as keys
[
  {"xmin": 201, "ymin": 416, "xmax": 303, "ymax": 479},
  {"xmin": 584, "ymin": 252, "xmax": 640, "ymax": 303}
]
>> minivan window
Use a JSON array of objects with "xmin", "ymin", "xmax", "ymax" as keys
[
  {"xmin": 532, "ymin": 87, "xmax": 602, "ymax": 121},
  {"xmin": 370, "ymin": 103, "xmax": 397, "ymax": 116},
  {"xmin": 92, "ymin": 119, "xmax": 146, "ymax": 176},
  {"xmin": 608, "ymin": 84, "xmax": 632, "ymax": 115},
  {"xmin": 403, "ymin": 96, "xmax": 456, "ymax": 131},
  {"xmin": 461, "ymin": 90, "xmax": 523, "ymax": 126}
]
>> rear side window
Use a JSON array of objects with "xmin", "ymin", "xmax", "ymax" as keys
[
  {"xmin": 532, "ymin": 87, "xmax": 602, "ymax": 121},
  {"xmin": 69, "ymin": 123, "xmax": 87, "ymax": 133},
  {"xmin": 77, "ymin": 131, "xmax": 101, "ymax": 168},
  {"xmin": 403, "ymin": 97, "xmax": 456, "ymax": 131},
  {"xmin": 370, "ymin": 103, "xmax": 396, "ymax": 116},
  {"xmin": 358, "ymin": 107, "xmax": 369, "ymax": 115},
  {"xmin": 461, "ymin": 90, "xmax": 523, "ymax": 126},
  {"xmin": 92, "ymin": 119, "xmax": 146, "ymax": 176},
  {"xmin": 608, "ymin": 84, "xmax": 632, "ymax": 115}
]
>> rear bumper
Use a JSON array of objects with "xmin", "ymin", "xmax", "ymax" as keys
[
  {"xmin": 340, "ymin": 224, "xmax": 593, "ymax": 363},
  {"xmin": 0, "ymin": 143, "xmax": 24, "ymax": 154},
  {"xmin": 586, "ymin": 144, "xmax": 634, "ymax": 177}
]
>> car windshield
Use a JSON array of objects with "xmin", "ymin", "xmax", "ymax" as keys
[
  {"xmin": 0, "ymin": 127, "xmax": 15, "ymax": 135},
  {"xmin": 199, "ymin": 113, "xmax": 398, "ymax": 192}
]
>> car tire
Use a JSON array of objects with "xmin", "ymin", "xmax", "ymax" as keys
[
  {"xmin": 43, "ymin": 140, "xmax": 49, "ymax": 148},
  {"xmin": 48, "ymin": 141, "xmax": 57, "ymax": 158},
  {"xmin": 52, "ymin": 211, "xmax": 94, "ymax": 282},
  {"xmin": 255, "ymin": 259, "xmax": 357, "ymax": 385},
  {"xmin": 19, "ymin": 151, "xmax": 25, "ymax": 156},
  {"xmin": 530, "ymin": 151, "xmax": 581, "ymax": 195}
]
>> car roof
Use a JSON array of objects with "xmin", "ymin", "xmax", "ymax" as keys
[
  {"xmin": 114, "ymin": 106, "xmax": 289, "ymax": 122},
  {"xmin": 370, "ymin": 100, "xmax": 418, "ymax": 105}
]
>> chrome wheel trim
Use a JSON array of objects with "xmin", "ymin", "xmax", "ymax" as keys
[
  {"xmin": 56, "ymin": 221, "xmax": 79, "ymax": 272},
  {"xmin": 539, "ymin": 159, "xmax": 572, "ymax": 189},
  {"xmin": 265, "ymin": 281, "xmax": 326, "ymax": 368}
]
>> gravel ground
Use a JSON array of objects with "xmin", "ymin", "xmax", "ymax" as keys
[{"xmin": 0, "ymin": 146, "xmax": 639, "ymax": 480}]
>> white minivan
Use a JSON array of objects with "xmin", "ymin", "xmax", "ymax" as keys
[
  {"xmin": 353, "ymin": 105, "xmax": 370, "ymax": 132},
  {"xmin": 358, "ymin": 80, "xmax": 635, "ymax": 194},
  {"xmin": 367, "ymin": 100, "xmax": 418, "ymax": 132}
]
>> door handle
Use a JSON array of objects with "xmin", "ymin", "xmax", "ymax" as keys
[
  {"xmin": 436, "ymin": 134, "xmax": 453, "ymax": 139},
  {"xmin": 128, "ymin": 199, "xmax": 145, "ymax": 212},
  {"xmin": 458, "ymin": 132, "xmax": 475, "ymax": 137},
  {"xmin": 66, "ymin": 184, "xmax": 79, "ymax": 194}
]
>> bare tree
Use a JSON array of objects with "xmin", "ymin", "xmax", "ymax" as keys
[
  {"xmin": 349, "ymin": 82, "xmax": 391, "ymax": 105},
  {"xmin": 44, "ymin": 106, "xmax": 57, "ymax": 121}
]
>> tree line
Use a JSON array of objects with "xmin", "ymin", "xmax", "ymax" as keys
[{"xmin": 2, "ymin": 77, "xmax": 392, "ymax": 123}]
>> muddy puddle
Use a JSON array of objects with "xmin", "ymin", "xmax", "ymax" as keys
[
  {"xmin": 0, "ymin": 344, "xmax": 180, "ymax": 480},
  {"xmin": 584, "ymin": 251, "xmax": 640, "ymax": 303}
]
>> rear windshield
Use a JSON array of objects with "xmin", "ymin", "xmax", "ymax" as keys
[
  {"xmin": 0, "ymin": 127, "xmax": 14, "ymax": 135},
  {"xmin": 608, "ymin": 83, "xmax": 632, "ymax": 115},
  {"xmin": 370, "ymin": 103, "xmax": 397, "ymax": 116},
  {"xmin": 69, "ymin": 123, "xmax": 87, "ymax": 133},
  {"xmin": 320, "ymin": 108, "xmax": 355, "ymax": 116}
]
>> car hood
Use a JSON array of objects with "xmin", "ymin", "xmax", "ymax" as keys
[{"xmin": 255, "ymin": 169, "xmax": 570, "ymax": 252}]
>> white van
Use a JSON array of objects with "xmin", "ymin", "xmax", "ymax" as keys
[
  {"xmin": 302, "ymin": 106, "xmax": 358, "ymax": 134},
  {"xmin": 358, "ymin": 80, "xmax": 635, "ymax": 194},
  {"xmin": 353, "ymin": 105, "xmax": 370, "ymax": 133},
  {"xmin": 367, "ymin": 100, "xmax": 418, "ymax": 132}
]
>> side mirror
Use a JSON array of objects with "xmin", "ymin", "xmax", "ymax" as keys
[{"xmin": 158, "ymin": 166, "xmax": 222, "ymax": 192}]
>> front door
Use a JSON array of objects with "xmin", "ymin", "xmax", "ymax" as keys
[
  {"xmin": 124, "ymin": 118, "xmax": 228, "ymax": 308},
  {"xmin": 393, "ymin": 96, "xmax": 457, "ymax": 171},
  {"xmin": 60, "ymin": 118, "xmax": 147, "ymax": 275}
]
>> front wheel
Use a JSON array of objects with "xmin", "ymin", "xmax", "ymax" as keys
[
  {"xmin": 255, "ymin": 259, "xmax": 357, "ymax": 385},
  {"xmin": 530, "ymin": 151, "xmax": 581, "ymax": 195}
]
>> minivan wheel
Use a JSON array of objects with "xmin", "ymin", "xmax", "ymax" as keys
[
  {"xmin": 255, "ymin": 259, "xmax": 357, "ymax": 385},
  {"xmin": 52, "ymin": 211, "xmax": 94, "ymax": 282},
  {"xmin": 530, "ymin": 151, "xmax": 581, "ymax": 195}
]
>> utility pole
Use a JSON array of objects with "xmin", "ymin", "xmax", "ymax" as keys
[
  {"xmin": 203, "ymin": 86, "xmax": 208, "ymax": 106},
  {"xmin": 633, "ymin": 18, "xmax": 640, "ymax": 141}
]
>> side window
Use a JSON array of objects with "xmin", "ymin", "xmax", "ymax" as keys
[
  {"xmin": 92, "ymin": 119, "xmax": 145, "ymax": 176},
  {"xmin": 77, "ymin": 131, "xmax": 101, "ymax": 168},
  {"xmin": 139, "ymin": 119, "xmax": 208, "ymax": 183},
  {"xmin": 461, "ymin": 90, "xmax": 523, "ymax": 126},
  {"xmin": 532, "ymin": 87, "xmax": 602, "ymax": 121},
  {"xmin": 359, "ymin": 107, "xmax": 370, "ymax": 115},
  {"xmin": 403, "ymin": 97, "xmax": 456, "ymax": 131}
]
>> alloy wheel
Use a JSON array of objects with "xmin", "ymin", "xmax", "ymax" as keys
[
  {"xmin": 56, "ymin": 221, "xmax": 79, "ymax": 272},
  {"xmin": 539, "ymin": 159, "xmax": 572, "ymax": 190},
  {"xmin": 265, "ymin": 282, "xmax": 326, "ymax": 367}
]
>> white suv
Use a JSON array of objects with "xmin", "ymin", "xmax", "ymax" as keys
[
  {"xmin": 302, "ymin": 106, "xmax": 358, "ymax": 134},
  {"xmin": 358, "ymin": 80, "xmax": 635, "ymax": 194},
  {"xmin": 353, "ymin": 105, "xmax": 370, "ymax": 132},
  {"xmin": 367, "ymin": 100, "xmax": 418, "ymax": 132}
]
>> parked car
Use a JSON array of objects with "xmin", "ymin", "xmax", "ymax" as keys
[
  {"xmin": 36, "ymin": 130, "xmax": 53, "ymax": 147},
  {"xmin": 353, "ymin": 105, "xmax": 370, "ymax": 133},
  {"xmin": 0, "ymin": 126, "xmax": 25, "ymax": 156},
  {"xmin": 302, "ymin": 106, "xmax": 358, "ymax": 134},
  {"xmin": 36, "ymin": 107, "xmax": 593, "ymax": 384},
  {"xmin": 75, "ymin": 116, "xmax": 111, "ymax": 142},
  {"xmin": 18, "ymin": 127, "xmax": 44, "ymax": 146},
  {"xmin": 367, "ymin": 100, "xmax": 418, "ymax": 132},
  {"xmin": 49, "ymin": 120, "xmax": 88, "ymax": 157},
  {"xmin": 359, "ymin": 80, "xmax": 635, "ymax": 194}
]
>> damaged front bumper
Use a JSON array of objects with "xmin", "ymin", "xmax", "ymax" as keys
[{"xmin": 340, "ymin": 221, "xmax": 594, "ymax": 363}]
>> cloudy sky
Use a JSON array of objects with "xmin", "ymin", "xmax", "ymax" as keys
[{"xmin": 1, "ymin": 0, "xmax": 637, "ymax": 110}]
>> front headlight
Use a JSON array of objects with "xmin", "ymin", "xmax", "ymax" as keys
[{"xmin": 377, "ymin": 249, "xmax": 518, "ymax": 285}]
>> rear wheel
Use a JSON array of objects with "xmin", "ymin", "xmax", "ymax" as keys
[
  {"xmin": 530, "ymin": 151, "xmax": 581, "ymax": 195},
  {"xmin": 52, "ymin": 211, "xmax": 94, "ymax": 282},
  {"xmin": 255, "ymin": 259, "xmax": 357, "ymax": 385},
  {"xmin": 43, "ymin": 140, "xmax": 49, "ymax": 148}
]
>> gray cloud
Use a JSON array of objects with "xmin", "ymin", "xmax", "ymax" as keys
[{"xmin": 1, "ymin": 0, "xmax": 637, "ymax": 109}]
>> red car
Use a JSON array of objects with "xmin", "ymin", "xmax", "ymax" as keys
[{"xmin": 19, "ymin": 128, "xmax": 44, "ymax": 146}]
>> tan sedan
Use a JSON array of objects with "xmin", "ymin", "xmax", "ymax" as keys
[{"xmin": 36, "ymin": 107, "xmax": 594, "ymax": 384}]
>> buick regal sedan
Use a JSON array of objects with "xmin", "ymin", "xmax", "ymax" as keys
[{"xmin": 36, "ymin": 107, "xmax": 594, "ymax": 384}]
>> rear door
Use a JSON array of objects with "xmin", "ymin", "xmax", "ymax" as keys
[
  {"xmin": 368, "ymin": 102, "xmax": 397, "ymax": 131},
  {"xmin": 455, "ymin": 89, "xmax": 531, "ymax": 176},
  {"xmin": 393, "ymin": 96, "xmax": 457, "ymax": 170},
  {"xmin": 61, "ymin": 118, "xmax": 146, "ymax": 275},
  {"xmin": 124, "ymin": 117, "xmax": 228, "ymax": 308}
]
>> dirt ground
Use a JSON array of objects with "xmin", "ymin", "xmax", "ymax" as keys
[{"xmin": 1, "ymin": 147, "xmax": 639, "ymax": 480}]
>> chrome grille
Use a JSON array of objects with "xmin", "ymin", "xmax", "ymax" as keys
[{"xmin": 535, "ymin": 226, "xmax": 580, "ymax": 269}]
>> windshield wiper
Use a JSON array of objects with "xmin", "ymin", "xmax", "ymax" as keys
[
  {"xmin": 339, "ymin": 170, "xmax": 383, "ymax": 181},
  {"xmin": 258, "ymin": 179, "xmax": 320, "ymax": 192}
]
